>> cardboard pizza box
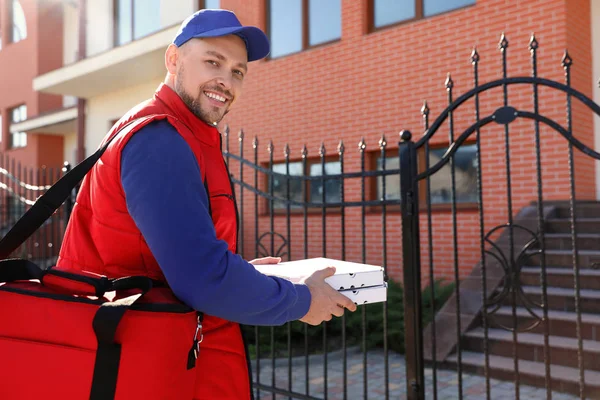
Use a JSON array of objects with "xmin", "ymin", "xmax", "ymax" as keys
[
  {"xmin": 253, "ymin": 257, "xmax": 385, "ymax": 291},
  {"xmin": 340, "ymin": 283, "xmax": 388, "ymax": 305}
]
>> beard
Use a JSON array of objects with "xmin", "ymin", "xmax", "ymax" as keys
[{"xmin": 175, "ymin": 67, "xmax": 231, "ymax": 126}]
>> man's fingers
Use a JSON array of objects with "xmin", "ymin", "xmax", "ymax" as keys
[
  {"xmin": 249, "ymin": 256, "xmax": 282, "ymax": 265},
  {"xmin": 331, "ymin": 305, "xmax": 344, "ymax": 317},
  {"xmin": 312, "ymin": 266, "xmax": 336, "ymax": 279},
  {"xmin": 333, "ymin": 291, "xmax": 357, "ymax": 312}
]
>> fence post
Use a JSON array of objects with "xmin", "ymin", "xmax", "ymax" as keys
[{"xmin": 399, "ymin": 130, "xmax": 424, "ymax": 400}]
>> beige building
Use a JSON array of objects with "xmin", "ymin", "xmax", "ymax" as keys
[{"xmin": 32, "ymin": 0, "xmax": 219, "ymax": 167}]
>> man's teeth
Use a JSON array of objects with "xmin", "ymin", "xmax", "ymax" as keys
[{"xmin": 205, "ymin": 92, "xmax": 226, "ymax": 102}]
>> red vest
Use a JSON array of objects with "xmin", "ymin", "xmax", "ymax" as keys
[{"xmin": 57, "ymin": 84, "xmax": 251, "ymax": 400}]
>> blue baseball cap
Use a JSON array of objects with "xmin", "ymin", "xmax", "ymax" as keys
[{"xmin": 173, "ymin": 9, "xmax": 270, "ymax": 61}]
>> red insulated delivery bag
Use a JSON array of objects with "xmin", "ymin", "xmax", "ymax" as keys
[{"xmin": 0, "ymin": 116, "xmax": 202, "ymax": 399}]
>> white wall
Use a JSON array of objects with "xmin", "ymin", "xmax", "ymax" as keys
[
  {"xmin": 63, "ymin": 131, "xmax": 77, "ymax": 167},
  {"xmin": 593, "ymin": 0, "xmax": 600, "ymax": 199},
  {"xmin": 85, "ymin": 0, "xmax": 195, "ymax": 57},
  {"xmin": 63, "ymin": 1, "xmax": 79, "ymax": 65},
  {"xmin": 85, "ymin": 80, "xmax": 161, "ymax": 156},
  {"xmin": 62, "ymin": 1, "xmax": 80, "ymax": 108},
  {"xmin": 160, "ymin": 0, "xmax": 196, "ymax": 28},
  {"xmin": 86, "ymin": 0, "xmax": 113, "ymax": 57}
]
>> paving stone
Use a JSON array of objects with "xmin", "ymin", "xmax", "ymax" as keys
[{"xmin": 251, "ymin": 349, "xmax": 580, "ymax": 399}]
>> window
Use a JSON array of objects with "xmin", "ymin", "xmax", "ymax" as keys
[
  {"xmin": 10, "ymin": 105, "xmax": 26, "ymax": 148},
  {"xmin": 202, "ymin": 0, "xmax": 220, "ymax": 8},
  {"xmin": 372, "ymin": 0, "xmax": 475, "ymax": 29},
  {"xmin": 268, "ymin": 0, "xmax": 341, "ymax": 58},
  {"xmin": 376, "ymin": 155, "xmax": 400, "ymax": 201},
  {"xmin": 271, "ymin": 162, "xmax": 304, "ymax": 209},
  {"xmin": 10, "ymin": 0, "xmax": 27, "ymax": 43},
  {"xmin": 115, "ymin": 0, "xmax": 161, "ymax": 46},
  {"xmin": 309, "ymin": 161, "xmax": 341, "ymax": 204},
  {"xmin": 375, "ymin": 143, "xmax": 478, "ymax": 204},
  {"xmin": 269, "ymin": 159, "xmax": 342, "ymax": 209}
]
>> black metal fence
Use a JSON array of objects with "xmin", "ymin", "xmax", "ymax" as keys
[
  {"xmin": 398, "ymin": 34, "xmax": 600, "ymax": 400},
  {"xmin": 0, "ymin": 156, "xmax": 72, "ymax": 268},
  {"xmin": 223, "ymin": 128, "xmax": 410, "ymax": 399},
  {"xmin": 2, "ymin": 33, "xmax": 600, "ymax": 400}
]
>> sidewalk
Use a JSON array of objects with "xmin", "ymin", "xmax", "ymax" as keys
[{"xmin": 251, "ymin": 348, "xmax": 578, "ymax": 399}]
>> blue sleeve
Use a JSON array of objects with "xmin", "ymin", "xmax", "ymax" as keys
[{"xmin": 120, "ymin": 119, "xmax": 311, "ymax": 326}]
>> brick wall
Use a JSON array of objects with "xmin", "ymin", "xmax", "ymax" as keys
[{"xmin": 219, "ymin": 0, "xmax": 596, "ymax": 284}]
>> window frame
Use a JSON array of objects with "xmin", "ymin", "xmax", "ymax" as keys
[
  {"xmin": 266, "ymin": 0, "xmax": 341, "ymax": 59},
  {"xmin": 371, "ymin": 142, "xmax": 480, "ymax": 212},
  {"xmin": 265, "ymin": 154, "xmax": 343, "ymax": 213},
  {"xmin": 196, "ymin": 0, "xmax": 221, "ymax": 10},
  {"xmin": 112, "ymin": 0, "xmax": 162, "ymax": 47},
  {"xmin": 9, "ymin": 104, "xmax": 26, "ymax": 149},
  {"xmin": 8, "ymin": 0, "xmax": 27, "ymax": 44},
  {"xmin": 368, "ymin": 0, "xmax": 476, "ymax": 32}
]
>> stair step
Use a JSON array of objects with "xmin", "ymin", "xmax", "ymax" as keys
[
  {"xmin": 492, "ymin": 307, "xmax": 600, "ymax": 340},
  {"xmin": 463, "ymin": 328, "xmax": 600, "ymax": 370},
  {"xmin": 523, "ymin": 249, "xmax": 600, "ymax": 268},
  {"xmin": 500, "ymin": 286, "xmax": 600, "ymax": 313},
  {"xmin": 555, "ymin": 203, "xmax": 600, "ymax": 219},
  {"xmin": 541, "ymin": 233, "xmax": 600, "ymax": 250},
  {"xmin": 447, "ymin": 351, "xmax": 600, "ymax": 398},
  {"xmin": 520, "ymin": 267, "xmax": 600, "ymax": 290},
  {"xmin": 546, "ymin": 218, "xmax": 600, "ymax": 234}
]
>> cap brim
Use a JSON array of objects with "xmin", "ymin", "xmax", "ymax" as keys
[{"xmin": 188, "ymin": 26, "xmax": 270, "ymax": 61}]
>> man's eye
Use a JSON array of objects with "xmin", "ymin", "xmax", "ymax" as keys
[
  {"xmin": 207, "ymin": 60, "xmax": 218, "ymax": 67},
  {"xmin": 233, "ymin": 70, "xmax": 244, "ymax": 78}
]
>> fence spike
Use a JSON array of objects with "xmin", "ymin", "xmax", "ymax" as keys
[
  {"xmin": 284, "ymin": 143, "xmax": 290, "ymax": 157},
  {"xmin": 379, "ymin": 135, "xmax": 387, "ymax": 149},
  {"xmin": 338, "ymin": 140, "xmax": 345, "ymax": 155},
  {"xmin": 238, "ymin": 128, "xmax": 244, "ymax": 141},
  {"xmin": 562, "ymin": 50, "xmax": 573, "ymax": 68},
  {"xmin": 445, "ymin": 73, "xmax": 454, "ymax": 90},
  {"xmin": 301, "ymin": 144, "xmax": 308, "ymax": 158},
  {"xmin": 529, "ymin": 33, "xmax": 539, "ymax": 51},
  {"xmin": 421, "ymin": 100, "xmax": 430, "ymax": 116},
  {"xmin": 267, "ymin": 140, "xmax": 274, "ymax": 154},
  {"xmin": 470, "ymin": 47, "xmax": 480, "ymax": 64},
  {"xmin": 224, "ymin": 124, "xmax": 229, "ymax": 138},
  {"xmin": 498, "ymin": 32, "xmax": 509, "ymax": 51},
  {"xmin": 358, "ymin": 137, "xmax": 366, "ymax": 152},
  {"xmin": 252, "ymin": 136, "xmax": 258, "ymax": 149},
  {"xmin": 319, "ymin": 142, "xmax": 326, "ymax": 156}
]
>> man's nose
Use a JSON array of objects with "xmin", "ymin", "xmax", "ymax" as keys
[{"xmin": 216, "ymin": 73, "xmax": 233, "ymax": 90}]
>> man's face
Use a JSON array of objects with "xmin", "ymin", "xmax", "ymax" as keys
[{"xmin": 174, "ymin": 35, "xmax": 248, "ymax": 125}]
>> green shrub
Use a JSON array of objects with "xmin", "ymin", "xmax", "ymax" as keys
[{"xmin": 243, "ymin": 279, "xmax": 455, "ymax": 359}]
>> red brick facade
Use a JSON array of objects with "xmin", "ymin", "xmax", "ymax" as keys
[
  {"xmin": 0, "ymin": 0, "xmax": 65, "ymax": 169},
  {"xmin": 219, "ymin": 0, "xmax": 596, "ymax": 283}
]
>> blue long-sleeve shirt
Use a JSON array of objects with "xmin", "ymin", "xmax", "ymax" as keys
[{"xmin": 120, "ymin": 120, "xmax": 311, "ymax": 326}]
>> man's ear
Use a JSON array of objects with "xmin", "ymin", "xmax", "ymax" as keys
[{"xmin": 165, "ymin": 44, "xmax": 179, "ymax": 75}]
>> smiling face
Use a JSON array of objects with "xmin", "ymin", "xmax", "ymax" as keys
[{"xmin": 165, "ymin": 35, "xmax": 248, "ymax": 125}]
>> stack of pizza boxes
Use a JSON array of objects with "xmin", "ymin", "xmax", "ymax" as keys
[{"xmin": 255, "ymin": 257, "xmax": 387, "ymax": 306}]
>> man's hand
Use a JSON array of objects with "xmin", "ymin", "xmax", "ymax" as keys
[
  {"xmin": 248, "ymin": 256, "xmax": 281, "ymax": 265},
  {"xmin": 299, "ymin": 266, "xmax": 358, "ymax": 326}
]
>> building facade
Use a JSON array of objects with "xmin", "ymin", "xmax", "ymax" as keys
[
  {"xmin": 0, "ymin": 0, "xmax": 66, "ymax": 169},
  {"xmin": 23, "ymin": 0, "xmax": 600, "ymax": 282}
]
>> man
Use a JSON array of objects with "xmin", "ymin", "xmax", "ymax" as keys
[{"xmin": 56, "ymin": 9, "xmax": 356, "ymax": 399}]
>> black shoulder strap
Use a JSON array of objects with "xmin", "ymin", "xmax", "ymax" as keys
[{"xmin": 0, "ymin": 115, "xmax": 156, "ymax": 259}]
